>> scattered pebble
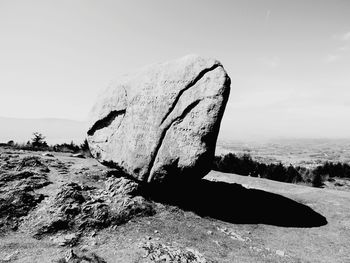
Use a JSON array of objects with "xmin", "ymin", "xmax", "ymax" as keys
[
  {"xmin": 3, "ymin": 250, "xmax": 19, "ymax": 262},
  {"xmin": 216, "ymin": 226, "xmax": 248, "ymax": 242},
  {"xmin": 71, "ymin": 153, "xmax": 85, "ymax": 158},
  {"xmin": 51, "ymin": 233, "xmax": 80, "ymax": 247},
  {"xmin": 141, "ymin": 241, "xmax": 211, "ymax": 262},
  {"xmin": 42, "ymin": 152, "xmax": 54, "ymax": 157},
  {"xmin": 276, "ymin": 250, "xmax": 285, "ymax": 257},
  {"xmin": 213, "ymin": 240, "xmax": 221, "ymax": 246}
]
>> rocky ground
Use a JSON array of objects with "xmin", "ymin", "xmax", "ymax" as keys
[{"xmin": 0, "ymin": 146, "xmax": 349, "ymax": 262}]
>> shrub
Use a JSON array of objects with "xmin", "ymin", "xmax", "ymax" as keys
[
  {"xmin": 312, "ymin": 173, "xmax": 324, "ymax": 188},
  {"xmin": 80, "ymin": 139, "xmax": 92, "ymax": 157},
  {"xmin": 53, "ymin": 141, "xmax": 80, "ymax": 153}
]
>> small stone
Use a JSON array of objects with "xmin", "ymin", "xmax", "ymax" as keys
[
  {"xmin": 90, "ymin": 240, "xmax": 97, "ymax": 246},
  {"xmin": 213, "ymin": 240, "xmax": 220, "ymax": 246},
  {"xmin": 3, "ymin": 251, "xmax": 19, "ymax": 261},
  {"xmin": 71, "ymin": 153, "xmax": 85, "ymax": 158},
  {"xmin": 51, "ymin": 233, "xmax": 79, "ymax": 247},
  {"xmin": 276, "ymin": 250, "xmax": 285, "ymax": 257},
  {"xmin": 154, "ymin": 230, "xmax": 159, "ymax": 234},
  {"xmin": 207, "ymin": 230, "xmax": 213, "ymax": 235},
  {"xmin": 80, "ymin": 245, "xmax": 89, "ymax": 251},
  {"xmin": 42, "ymin": 152, "xmax": 54, "ymax": 157},
  {"xmin": 65, "ymin": 249, "xmax": 76, "ymax": 261}
]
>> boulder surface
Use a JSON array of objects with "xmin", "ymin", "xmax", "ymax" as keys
[{"xmin": 87, "ymin": 55, "xmax": 230, "ymax": 183}]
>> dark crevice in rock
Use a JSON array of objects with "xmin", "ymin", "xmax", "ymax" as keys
[
  {"xmin": 146, "ymin": 99, "xmax": 201, "ymax": 182},
  {"xmin": 87, "ymin": 109, "xmax": 126, "ymax": 136},
  {"xmin": 160, "ymin": 63, "xmax": 221, "ymax": 126},
  {"xmin": 101, "ymin": 161, "xmax": 142, "ymax": 183}
]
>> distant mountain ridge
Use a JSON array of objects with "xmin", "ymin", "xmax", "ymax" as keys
[{"xmin": 0, "ymin": 116, "xmax": 87, "ymax": 144}]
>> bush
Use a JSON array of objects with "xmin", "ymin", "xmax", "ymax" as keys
[
  {"xmin": 80, "ymin": 139, "xmax": 92, "ymax": 157},
  {"xmin": 312, "ymin": 173, "xmax": 324, "ymax": 188},
  {"xmin": 286, "ymin": 165, "xmax": 303, "ymax": 183},
  {"xmin": 53, "ymin": 141, "xmax": 80, "ymax": 153}
]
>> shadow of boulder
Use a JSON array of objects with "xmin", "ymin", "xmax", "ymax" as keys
[{"xmin": 144, "ymin": 179, "xmax": 327, "ymax": 228}]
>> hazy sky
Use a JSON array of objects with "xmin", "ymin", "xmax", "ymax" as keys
[{"xmin": 1, "ymin": 0, "xmax": 350, "ymax": 139}]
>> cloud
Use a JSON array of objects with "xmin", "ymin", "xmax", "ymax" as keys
[
  {"xmin": 333, "ymin": 31, "xmax": 350, "ymax": 41},
  {"xmin": 340, "ymin": 31, "xmax": 350, "ymax": 41},
  {"xmin": 337, "ymin": 45, "xmax": 350, "ymax": 52},
  {"xmin": 324, "ymin": 31, "xmax": 350, "ymax": 63},
  {"xmin": 264, "ymin": 9, "xmax": 271, "ymax": 26},
  {"xmin": 327, "ymin": 31, "xmax": 350, "ymax": 61},
  {"xmin": 258, "ymin": 56, "xmax": 280, "ymax": 68},
  {"xmin": 325, "ymin": 54, "xmax": 339, "ymax": 63}
]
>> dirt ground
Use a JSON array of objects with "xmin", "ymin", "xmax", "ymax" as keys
[{"xmin": 0, "ymin": 147, "xmax": 349, "ymax": 263}]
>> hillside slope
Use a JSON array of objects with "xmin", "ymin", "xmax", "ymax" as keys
[{"xmin": 0, "ymin": 147, "xmax": 349, "ymax": 263}]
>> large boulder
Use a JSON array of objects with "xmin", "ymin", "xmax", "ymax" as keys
[{"xmin": 87, "ymin": 55, "xmax": 230, "ymax": 183}]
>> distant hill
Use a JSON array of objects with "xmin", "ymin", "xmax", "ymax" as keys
[{"xmin": 0, "ymin": 117, "xmax": 87, "ymax": 144}]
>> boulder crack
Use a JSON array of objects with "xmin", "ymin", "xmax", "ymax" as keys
[
  {"xmin": 160, "ymin": 63, "xmax": 221, "ymax": 125},
  {"xmin": 147, "ymin": 99, "xmax": 201, "ymax": 182},
  {"xmin": 87, "ymin": 109, "xmax": 126, "ymax": 136}
]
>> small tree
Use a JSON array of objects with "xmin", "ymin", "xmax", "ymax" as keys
[
  {"xmin": 80, "ymin": 139, "xmax": 90, "ymax": 151},
  {"xmin": 80, "ymin": 139, "xmax": 92, "ymax": 157},
  {"xmin": 31, "ymin": 132, "xmax": 48, "ymax": 148}
]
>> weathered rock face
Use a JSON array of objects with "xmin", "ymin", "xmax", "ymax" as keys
[{"xmin": 87, "ymin": 55, "xmax": 230, "ymax": 183}]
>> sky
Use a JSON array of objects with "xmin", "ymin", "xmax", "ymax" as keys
[{"xmin": 1, "ymin": 0, "xmax": 350, "ymax": 140}]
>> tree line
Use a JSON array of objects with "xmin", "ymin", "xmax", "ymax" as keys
[
  {"xmin": 6, "ymin": 132, "xmax": 91, "ymax": 156},
  {"xmin": 212, "ymin": 153, "xmax": 350, "ymax": 187}
]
